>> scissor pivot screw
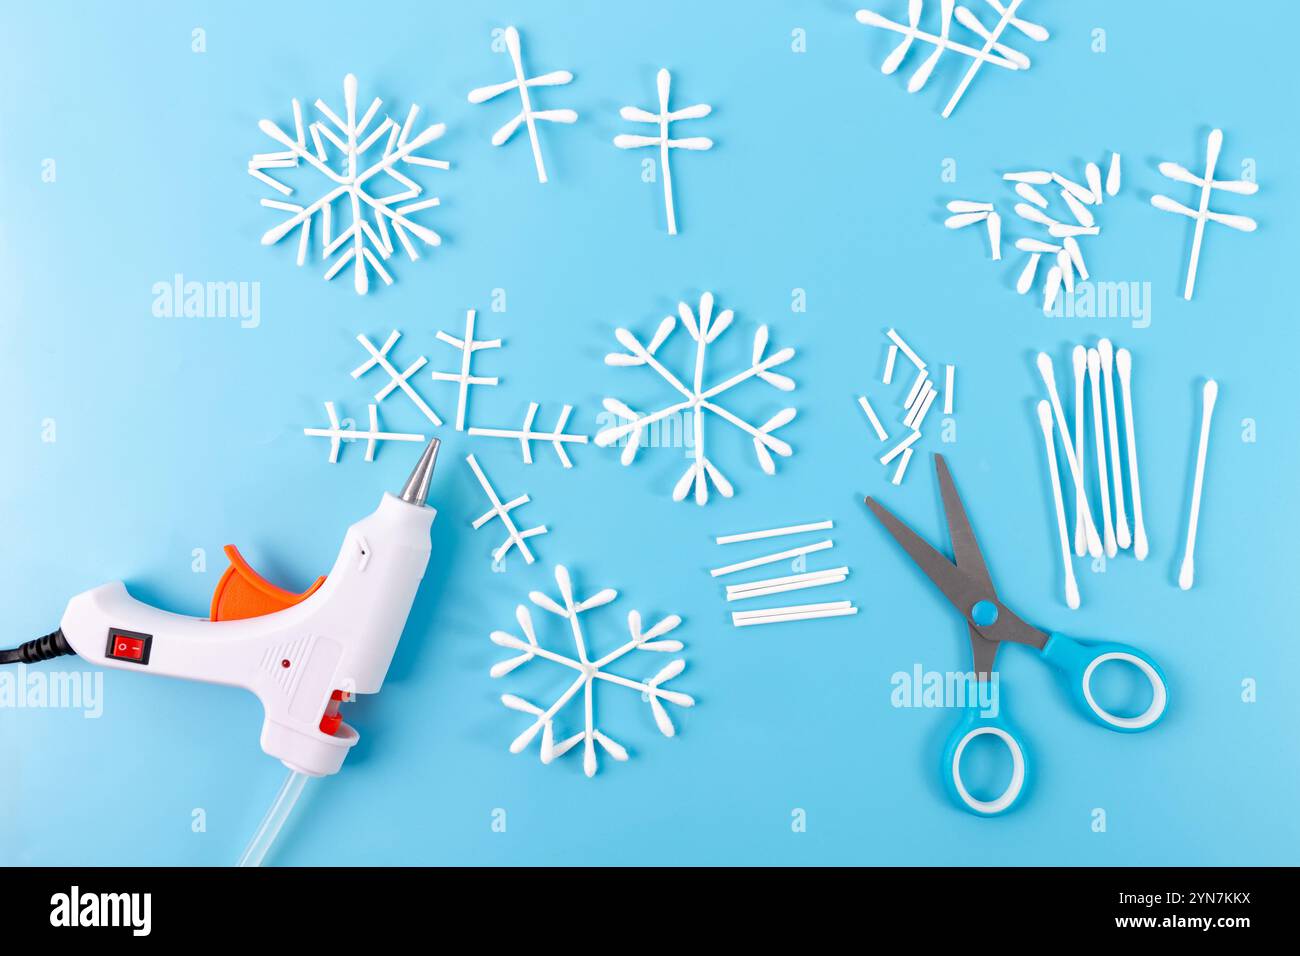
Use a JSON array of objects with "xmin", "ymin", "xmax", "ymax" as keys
[{"xmin": 971, "ymin": 600, "xmax": 999, "ymax": 627}]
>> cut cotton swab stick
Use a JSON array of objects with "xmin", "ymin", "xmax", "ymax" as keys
[
  {"xmin": 732, "ymin": 601, "xmax": 858, "ymax": 627},
  {"xmin": 857, "ymin": 396, "xmax": 888, "ymax": 441},
  {"xmin": 904, "ymin": 382, "xmax": 931, "ymax": 428},
  {"xmin": 715, "ymin": 520, "xmax": 833, "ymax": 545},
  {"xmin": 1071, "ymin": 346, "xmax": 1087, "ymax": 557},
  {"xmin": 1115, "ymin": 348, "xmax": 1148, "ymax": 560},
  {"xmin": 887, "ymin": 328, "xmax": 925, "ymax": 370},
  {"xmin": 1037, "ymin": 401, "xmax": 1080, "ymax": 610},
  {"xmin": 883, "ymin": 344, "xmax": 898, "ymax": 384},
  {"xmin": 1087, "ymin": 348, "xmax": 1118, "ymax": 557},
  {"xmin": 1179, "ymin": 379, "xmax": 1218, "ymax": 590},
  {"xmin": 943, "ymin": 365, "xmax": 955, "ymax": 414},
  {"xmin": 727, "ymin": 566, "xmax": 849, "ymax": 594},
  {"xmin": 912, "ymin": 385, "xmax": 938, "ymax": 432},
  {"xmin": 1037, "ymin": 352, "xmax": 1103, "ymax": 557},
  {"xmin": 904, "ymin": 367, "xmax": 929, "ymax": 409},
  {"xmin": 726, "ymin": 570, "xmax": 848, "ymax": 602},
  {"xmin": 880, "ymin": 429, "xmax": 921, "ymax": 466},
  {"xmin": 892, "ymin": 446, "xmax": 914, "ymax": 486},
  {"xmin": 1097, "ymin": 339, "xmax": 1130, "ymax": 549},
  {"xmin": 709, "ymin": 540, "xmax": 833, "ymax": 578}
]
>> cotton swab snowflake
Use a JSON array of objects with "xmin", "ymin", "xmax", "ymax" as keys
[
  {"xmin": 1150, "ymin": 128, "xmax": 1258, "ymax": 300},
  {"xmin": 303, "ymin": 402, "xmax": 425, "ymax": 462},
  {"xmin": 467, "ymin": 25, "xmax": 577, "ymax": 184},
  {"xmin": 250, "ymin": 73, "xmax": 448, "ymax": 294},
  {"xmin": 490, "ymin": 565, "xmax": 693, "ymax": 777},
  {"xmin": 614, "ymin": 69, "xmax": 713, "ymax": 235},
  {"xmin": 595, "ymin": 292, "xmax": 797, "ymax": 505},
  {"xmin": 854, "ymin": 0, "xmax": 1048, "ymax": 117}
]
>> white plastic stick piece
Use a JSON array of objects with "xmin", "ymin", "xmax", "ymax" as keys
[
  {"xmin": 1151, "ymin": 129, "xmax": 1258, "ymax": 300},
  {"xmin": 614, "ymin": 69, "xmax": 712, "ymax": 235},
  {"xmin": 468, "ymin": 403, "xmax": 588, "ymax": 468},
  {"xmin": 732, "ymin": 601, "xmax": 859, "ymax": 627},
  {"xmin": 726, "ymin": 567, "xmax": 849, "ymax": 594},
  {"xmin": 726, "ymin": 570, "xmax": 848, "ymax": 602},
  {"xmin": 467, "ymin": 26, "xmax": 577, "ymax": 184},
  {"xmin": 430, "ymin": 309, "xmax": 501, "ymax": 431},
  {"xmin": 1071, "ymin": 345, "xmax": 1087, "ymax": 557},
  {"xmin": 892, "ymin": 446, "xmax": 914, "ymax": 485},
  {"xmin": 1087, "ymin": 348, "xmax": 1118, "ymax": 557},
  {"xmin": 943, "ymin": 364, "xmax": 955, "ymax": 414},
  {"xmin": 1179, "ymin": 380, "xmax": 1218, "ymax": 590},
  {"xmin": 942, "ymin": 0, "xmax": 1048, "ymax": 118},
  {"xmin": 1037, "ymin": 353, "xmax": 1102, "ymax": 557},
  {"xmin": 1105, "ymin": 152, "xmax": 1121, "ymax": 196},
  {"xmin": 1097, "ymin": 340, "xmax": 1129, "ymax": 549},
  {"xmin": 883, "ymin": 344, "xmax": 898, "ymax": 384},
  {"xmin": 858, "ymin": 396, "xmax": 889, "ymax": 441},
  {"xmin": 1116, "ymin": 348, "xmax": 1148, "ymax": 560},
  {"xmin": 905, "ymin": 382, "xmax": 932, "ymax": 426},
  {"xmin": 466, "ymin": 453, "xmax": 547, "ymax": 565},
  {"xmin": 352, "ymin": 330, "xmax": 442, "ymax": 425},
  {"xmin": 250, "ymin": 74, "xmax": 448, "ymax": 294},
  {"xmin": 490, "ymin": 564, "xmax": 692, "ymax": 777},
  {"xmin": 595, "ymin": 292, "xmax": 796, "ymax": 505},
  {"xmin": 853, "ymin": 1, "xmax": 1044, "ymax": 118},
  {"xmin": 1036, "ymin": 401, "xmax": 1080, "ymax": 609},
  {"xmin": 904, "ymin": 367, "xmax": 929, "ymax": 409},
  {"xmin": 304, "ymin": 402, "xmax": 425, "ymax": 463},
  {"xmin": 716, "ymin": 520, "xmax": 833, "ymax": 545},
  {"xmin": 887, "ymin": 328, "xmax": 926, "ymax": 370},
  {"xmin": 915, "ymin": 384, "xmax": 939, "ymax": 429},
  {"xmin": 709, "ymin": 540, "xmax": 834, "ymax": 578},
  {"xmin": 881, "ymin": 429, "xmax": 921, "ymax": 465}
]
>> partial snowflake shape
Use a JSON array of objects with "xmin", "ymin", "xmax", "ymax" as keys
[
  {"xmin": 490, "ymin": 565, "xmax": 693, "ymax": 777},
  {"xmin": 595, "ymin": 292, "xmax": 797, "ymax": 505},
  {"xmin": 250, "ymin": 73, "xmax": 449, "ymax": 295}
]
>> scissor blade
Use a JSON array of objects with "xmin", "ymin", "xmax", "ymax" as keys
[
  {"xmin": 935, "ymin": 454, "xmax": 994, "ymax": 591},
  {"xmin": 864, "ymin": 496, "xmax": 994, "ymax": 618}
]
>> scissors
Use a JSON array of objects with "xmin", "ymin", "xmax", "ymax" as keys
[{"xmin": 864, "ymin": 454, "xmax": 1168, "ymax": 816}]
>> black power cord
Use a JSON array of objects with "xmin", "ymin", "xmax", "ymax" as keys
[{"xmin": 0, "ymin": 628, "xmax": 75, "ymax": 665}]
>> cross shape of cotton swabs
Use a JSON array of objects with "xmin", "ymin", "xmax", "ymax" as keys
[
  {"xmin": 1150, "ymin": 129, "xmax": 1258, "ymax": 300},
  {"xmin": 854, "ymin": 0, "xmax": 1047, "ymax": 118},
  {"xmin": 467, "ymin": 26, "xmax": 577, "ymax": 184},
  {"xmin": 614, "ymin": 69, "xmax": 713, "ymax": 235}
]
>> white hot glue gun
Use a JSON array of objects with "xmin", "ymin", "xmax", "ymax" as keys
[{"xmin": 4, "ymin": 437, "xmax": 441, "ymax": 863}]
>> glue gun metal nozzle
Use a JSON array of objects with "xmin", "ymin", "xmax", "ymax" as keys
[{"xmin": 399, "ymin": 437, "xmax": 440, "ymax": 507}]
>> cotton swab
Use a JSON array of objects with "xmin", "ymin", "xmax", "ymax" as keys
[
  {"xmin": 1087, "ymin": 348, "xmax": 1118, "ymax": 557},
  {"xmin": 1115, "ymin": 348, "xmax": 1148, "ymax": 560},
  {"xmin": 1071, "ymin": 346, "xmax": 1087, "ymax": 557},
  {"xmin": 1179, "ymin": 379, "xmax": 1218, "ymax": 590},
  {"xmin": 710, "ymin": 540, "xmax": 833, "ymax": 577},
  {"xmin": 715, "ymin": 520, "xmax": 833, "ymax": 545},
  {"xmin": 883, "ymin": 344, "xmax": 898, "ymax": 384},
  {"xmin": 1097, "ymin": 340, "xmax": 1130, "ymax": 549},
  {"xmin": 1037, "ymin": 401, "xmax": 1080, "ymax": 610},
  {"xmin": 858, "ymin": 396, "xmax": 888, "ymax": 441},
  {"xmin": 1037, "ymin": 353, "xmax": 1102, "ymax": 557}
]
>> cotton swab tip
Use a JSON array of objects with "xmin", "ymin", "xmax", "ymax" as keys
[
  {"xmin": 1065, "ymin": 578, "xmax": 1080, "ymax": 610},
  {"xmin": 1036, "ymin": 351, "xmax": 1056, "ymax": 382},
  {"xmin": 1178, "ymin": 557, "xmax": 1194, "ymax": 591},
  {"xmin": 1203, "ymin": 378, "xmax": 1219, "ymax": 407},
  {"xmin": 1036, "ymin": 399, "xmax": 1053, "ymax": 432}
]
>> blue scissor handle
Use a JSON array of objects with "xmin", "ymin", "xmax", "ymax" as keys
[
  {"xmin": 941, "ymin": 691, "xmax": 1031, "ymax": 817},
  {"xmin": 1039, "ymin": 633, "xmax": 1169, "ymax": 733}
]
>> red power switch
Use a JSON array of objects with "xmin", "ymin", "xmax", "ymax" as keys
[{"xmin": 106, "ymin": 628, "xmax": 152, "ymax": 666}]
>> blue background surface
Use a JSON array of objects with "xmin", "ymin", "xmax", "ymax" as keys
[{"xmin": 2, "ymin": 1, "xmax": 1297, "ymax": 865}]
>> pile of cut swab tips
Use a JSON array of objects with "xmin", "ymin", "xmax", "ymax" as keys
[
  {"xmin": 856, "ymin": 328, "xmax": 955, "ymax": 487},
  {"xmin": 709, "ymin": 520, "xmax": 858, "ymax": 628},
  {"xmin": 1033, "ymin": 340, "xmax": 1220, "ymax": 608},
  {"xmin": 946, "ymin": 151, "xmax": 1121, "ymax": 312}
]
